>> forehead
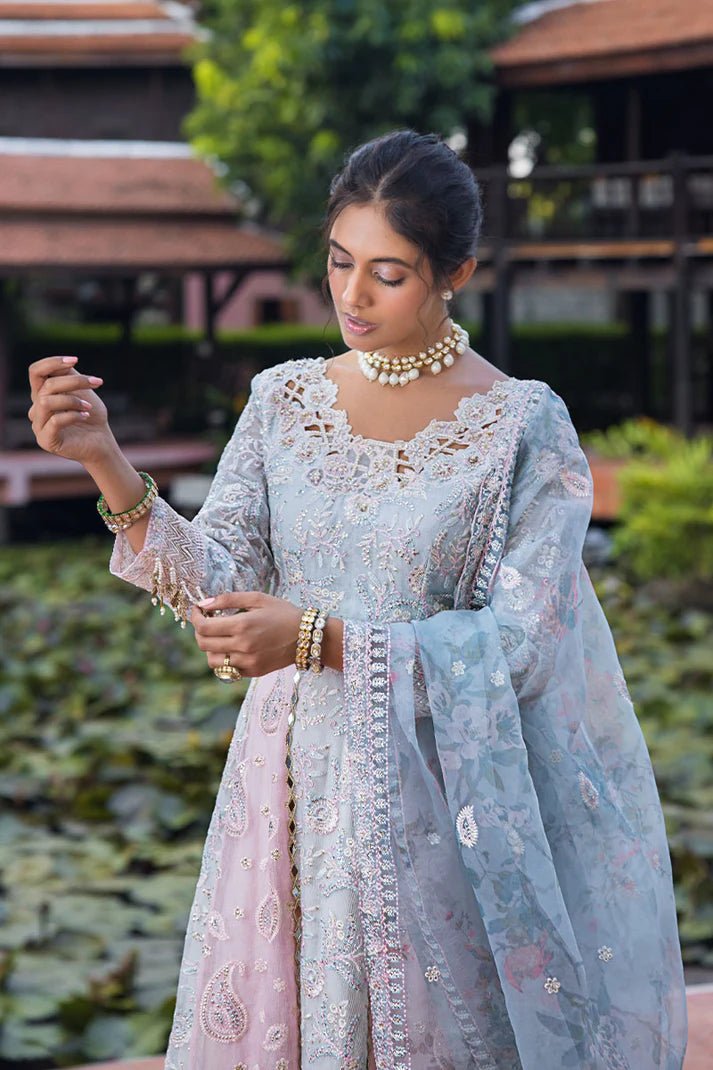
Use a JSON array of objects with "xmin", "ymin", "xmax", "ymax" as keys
[{"xmin": 329, "ymin": 202, "xmax": 417, "ymax": 261}]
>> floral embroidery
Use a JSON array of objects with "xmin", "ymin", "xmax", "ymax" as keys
[
  {"xmin": 451, "ymin": 660, "xmax": 466, "ymax": 676},
  {"xmin": 598, "ymin": 946, "xmax": 614, "ymax": 962},
  {"xmin": 425, "ymin": 965, "xmax": 440, "ymax": 983},
  {"xmin": 240, "ymin": 856, "xmax": 253, "ymax": 869},
  {"xmin": 544, "ymin": 976, "xmax": 561, "ymax": 994},
  {"xmin": 560, "ymin": 469, "xmax": 592, "ymax": 497},
  {"xmin": 490, "ymin": 669, "xmax": 505, "ymax": 686}
]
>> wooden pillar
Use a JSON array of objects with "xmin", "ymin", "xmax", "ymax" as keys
[
  {"xmin": 0, "ymin": 278, "xmax": 8, "ymax": 450},
  {"xmin": 203, "ymin": 271, "xmax": 216, "ymax": 353},
  {"xmin": 628, "ymin": 291, "xmax": 650, "ymax": 415},
  {"xmin": 119, "ymin": 277, "xmax": 135, "ymax": 346},
  {"xmin": 489, "ymin": 171, "xmax": 511, "ymax": 372},
  {"xmin": 671, "ymin": 153, "xmax": 693, "ymax": 434},
  {"xmin": 0, "ymin": 279, "xmax": 9, "ymax": 542}
]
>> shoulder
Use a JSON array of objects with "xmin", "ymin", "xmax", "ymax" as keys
[
  {"xmin": 249, "ymin": 356, "xmax": 324, "ymax": 402},
  {"xmin": 505, "ymin": 377, "xmax": 579, "ymax": 444}
]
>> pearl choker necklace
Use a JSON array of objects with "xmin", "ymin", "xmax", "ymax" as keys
[{"xmin": 357, "ymin": 322, "xmax": 468, "ymax": 387}]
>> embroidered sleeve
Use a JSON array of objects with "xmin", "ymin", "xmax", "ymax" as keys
[
  {"xmin": 489, "ymin": 385, "xmax": 594, "ymax": 701},
  {"xmin": 109, "ymin": 372, "xmax": 274, "ymax": 625}
]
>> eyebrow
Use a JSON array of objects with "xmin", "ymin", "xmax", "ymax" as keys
[{"xmin": 329, "ymin": 238, "xmax": 413, "ymax": 269}]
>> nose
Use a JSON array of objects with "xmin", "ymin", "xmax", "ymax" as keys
[{"xmin": 341, "ymin": 267, "xmax": 371, "ymax": 310}]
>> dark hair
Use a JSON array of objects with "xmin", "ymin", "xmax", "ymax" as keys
[{"xmin": 322, "ymin": 129, "xmax": 482, "ymax": 303}]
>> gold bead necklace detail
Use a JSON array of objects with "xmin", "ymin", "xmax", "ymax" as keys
[{"xmin": 357, "ymin": 322, "xmax": 468, "ymax": 387}]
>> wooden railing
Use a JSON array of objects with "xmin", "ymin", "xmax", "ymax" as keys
[{"xmin": 476, "ymin": 154, "xmax": 713, "ymax": 246}]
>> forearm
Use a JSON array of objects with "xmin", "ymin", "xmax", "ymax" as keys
[
  {"xmin": 84, "ymin": 440, "xmax": 152, "ymax": 555},
  {"xmin": 321, "ymin": 616, "xmax": 344, "ymax": 672}
]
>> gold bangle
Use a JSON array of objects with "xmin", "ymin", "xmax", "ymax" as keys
[
  {"xmin": 295, "ymin": 607, "xmax": 319, "ymax": 671},
  {"xmin": 97, "ymin": 471, "xmax": 158, "ymax": 535},
  {"xmin": 309, "ymin": 610, "xmax": 328, "ymax": 674}
]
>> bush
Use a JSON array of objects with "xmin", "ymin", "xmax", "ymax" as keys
[{"xmin": 584, "ymin": 419, "xmax": 713, "ymax": 583}]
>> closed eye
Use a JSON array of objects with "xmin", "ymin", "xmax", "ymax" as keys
[{"xmin": 328, "ymin": 256, "xmax": 404, "ymax": 287}]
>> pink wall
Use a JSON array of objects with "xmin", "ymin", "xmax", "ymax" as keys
[{"xmin": 184, "ymin": 269, "xmax": 329, "ymax": 331}]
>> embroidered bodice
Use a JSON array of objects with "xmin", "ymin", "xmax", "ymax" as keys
[{"xmin": 111, "ymin": 357, "xmax": 539, "ymax": 629}]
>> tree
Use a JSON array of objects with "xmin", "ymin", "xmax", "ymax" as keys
[{"xmin": 185, "ymin": 0, "xmax": 519, "ymax": 280}]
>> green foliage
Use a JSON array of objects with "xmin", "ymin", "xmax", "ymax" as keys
[
  {"xmin": 591, "ymin": 570, "xmax": 713, "ymax": 960},
  {"xmin": 0, "ymin": 540, "xmax": 247, "ymax": 1064},
  {"xmin": 585, "ymin": 420, "xmax": 713, "ymax": 582},
  {"xmin": 184, "ymin": 0, "xmax": 520, "ymax": 278},
  {"xmin": 583, "ymin": 416, "xmax": 689, "ymax": 461}
]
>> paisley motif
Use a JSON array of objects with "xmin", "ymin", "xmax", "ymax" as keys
[
  {"xmin": 578, "ymin": 770, "xmax": 600, "ymax": 811},
  {"xmin": 224, "ymin": 760, "xmax": 248, "ymax": 838},
  {"xmin": 260, "ymin": 673, "xmax": 284, "ymax": 735},
  {"xmin": 456, "ymin": 804, "xmax": 480, "ymax": 848},
  {"xmin": 198, "ymin": 961, "xmax": 248, "ymax": 1043},
  {"xmin": 560, "ymin": 469, "xmax": 592, "ymax": 498},
  {"xmin": 256, "ymin": 884, "xmax": 281, "ymax": 943},
  {"xmin": 262, "ymin": 1022, "xmax": 287, "ymax": 1051},
  {"xmin": 206, "ymin": 910, "xmax": 229, "ymax": 941}
]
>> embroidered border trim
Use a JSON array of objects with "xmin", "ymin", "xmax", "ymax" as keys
[
  {"xmin": 344, "ymin": 621, "xmax": 411, "ymax": 1070},
  {"xmin": 453, "ymin": 381, "xmax": 547, "ymax": 611}
]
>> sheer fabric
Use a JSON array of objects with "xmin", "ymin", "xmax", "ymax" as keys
[{"xmin": 110, "ymin": 359, "xmax": 687, "ymax": 1069}]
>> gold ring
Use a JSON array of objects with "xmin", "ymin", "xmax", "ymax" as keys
[{"xmin": 213, "ymin": 653, "xmax": 242, "ymax": 682}]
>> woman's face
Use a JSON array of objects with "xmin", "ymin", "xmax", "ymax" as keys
[{"xmin": 327, "ymin": 202, "xmax": 448, "ymax": 356}]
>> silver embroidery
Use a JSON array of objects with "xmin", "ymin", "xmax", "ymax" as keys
[
  {"xmin": 456, "ymin": 804, "xmax": 480, "ymax": 849},
  {"xmin": 199, "ymin": 961, "xmax": 248, "ymax": 1043}
]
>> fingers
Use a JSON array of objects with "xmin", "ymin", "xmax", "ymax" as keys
[
  {"xmin": 196, "ymin": 591, "xmax": 264, "ymax": 614},
  {"xmin": 29, "ymin": 392, "xmax": 92, "ymax": 423},
  {"xmin": 205, "ymin": 651, "xmax": 252, "ymax": 676},
  {"xmin": 28, "ymin": 355, "xmax": 103, "ymax": 401}
]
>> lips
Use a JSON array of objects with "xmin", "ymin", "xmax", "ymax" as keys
[{"xmin": 343, "ymin": 313, "xmax": 377, "ymax": 331}]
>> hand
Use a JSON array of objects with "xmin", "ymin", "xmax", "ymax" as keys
[
  {"xmin": 191, "ymin": 591, "xmax": 304, "ymax": 678},
  {"xmin": 28, "ymin": 355, "xmax": 116, "ymax": 465}
]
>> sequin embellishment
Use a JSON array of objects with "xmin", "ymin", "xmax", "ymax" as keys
[
  {"xmin": 598, "ymin": 946, "xmax": 614, "ymax": 962},
  {"xmin": 544, "ymin": 976, "xmax": 561, "ymax": 994},
  {"xmin": 578, "ymin": 771, "xmax": 600, "ymax": 811},
  {"xmin": 256, "ymin": 884, "xmax": 282, "ymax": 943},
  {"xmin": 224, "ymin": 761, "xmax": 248, "ymax": 838},
  {"xmin": 456, "ymin": 804, "xmax": 480, "ymax": 848},
  {"xmin": 425, "ymin": 965, "xmax": 441, "ymax": 983},
  {"xmin": 199, "ymin": 961, "xmax": 248, "ymax": 1042}
]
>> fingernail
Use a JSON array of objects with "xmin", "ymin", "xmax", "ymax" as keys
[
  {"xmin": 197, "ymin": 597, "xmax": 216, "ymax": 607},
  {"xmin": 79, "ymin": 411, "xmax": 90, "ymax": 418},
  {"xmin": 61, "ymin": 356, "xmax": 78, "ymax": 363},
  {"xmin": 80, "ymin": 400, "xmax": 92, "ymax": 409},
  {"xmin": 88, "ymin": 376, "xmax": 103, "ymax": 385}
]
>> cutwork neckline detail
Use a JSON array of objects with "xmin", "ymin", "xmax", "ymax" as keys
[{"xmin": 314, "ymin": 356, "xmax": 518, "ymax": 450}]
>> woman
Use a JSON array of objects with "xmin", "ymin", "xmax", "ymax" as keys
[{"xmin": 28, "ymin": 130, "xmax": 687, "ymax": 1069}]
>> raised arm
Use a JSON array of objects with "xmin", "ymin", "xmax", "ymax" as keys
[{"xmin": 108, "ymin": 372, "xmax": 274, "ymax": 624}]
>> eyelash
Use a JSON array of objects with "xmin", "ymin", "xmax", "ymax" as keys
[{"xmin": 329, "ymin": 256, "xmax": 405, "ymax": 287}]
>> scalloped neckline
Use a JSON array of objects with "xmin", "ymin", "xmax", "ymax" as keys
[{"xmin": 314, "ymin": 356, "xmax": 516, "ymax": 449}]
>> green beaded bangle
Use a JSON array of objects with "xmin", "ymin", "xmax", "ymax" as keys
[{"xmin": 97, "ymin": 471, "xmax": 158, "ymax": 534}]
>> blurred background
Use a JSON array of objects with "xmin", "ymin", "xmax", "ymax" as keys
[{"xmin": 0, "ymin": 0, "xmax": 712, "ymax": 1066}]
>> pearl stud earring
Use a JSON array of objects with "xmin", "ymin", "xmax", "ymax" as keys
[{"xmin": 441, "ymin": 289, "xmax": 453, "ymax": 300}]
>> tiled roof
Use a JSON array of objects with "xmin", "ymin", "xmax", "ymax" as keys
[
  {"xmin": 492, "ymin": 0, "xmax": 713, "ymax": 85},
  {"xmin": 0, "ymin": 139, "xmax": 235, "ymax": 213},
  {"xmin": 0, "ymin": 218, "xmax": 287, "ymax": 269},
  {"xmin": 0, "ymin": 0, "xmax": 198, "ymax": 65},
  {"xmin": 0, "ymin": 138, "xmax": 287, "ymax": 270}
]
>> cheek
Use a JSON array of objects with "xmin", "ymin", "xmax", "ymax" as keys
[{"xmin": 327, "ymin": 269, "xmax": 343, "ymax": 301}]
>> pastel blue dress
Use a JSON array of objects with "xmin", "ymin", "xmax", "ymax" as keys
[{"xmin": 110, "ymin": 357, "xmax": 688, "ymax": 1069}]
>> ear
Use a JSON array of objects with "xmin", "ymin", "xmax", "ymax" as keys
[{"xmin": 449, "ymin": 256, "xmax": 477, "ymax": 293}]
